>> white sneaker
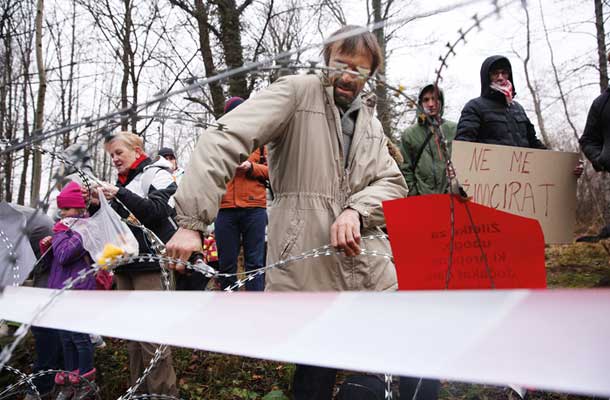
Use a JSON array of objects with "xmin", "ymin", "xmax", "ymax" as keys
[{"xmin": 90, "ymin": 334, "xmax": 106, "ymax": 348}]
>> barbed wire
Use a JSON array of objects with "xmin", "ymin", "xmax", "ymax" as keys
[
  {"xmin": 0, "ymin": 1, "xmax": 521, "ymax": 398},
  {"xmin": 0, "ymin": 137, "xmax": 174, "ymax": 397},
  {"xmin": 0, "ymin": 230, "xmax": 21, "ymax": 288},
  {"xmin": 0, "ymin": 0, "xmax": 510, "ymax": 157},
  {"xmin": 0, "ymin": 236, "xmax": 393, "ymax": 398},
  {"xmin": 0, "ymin": 368, "xmax": 100, "ymax": 400},
  {"xmin": 434, "ymin": 0, "xmax": 510, "ymax": 86},
  {"xmin": 1, "ymin": 365, "xmax": 41, "ymax": 400}
]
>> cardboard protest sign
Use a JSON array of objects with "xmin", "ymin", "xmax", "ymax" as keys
[
  {"xmin": 383, "ymin": 194, "xmax": 546, "ymax": 290},
  {"xmin": 451, "ymin": 141, "xmax": 579, "ymax": 243}
]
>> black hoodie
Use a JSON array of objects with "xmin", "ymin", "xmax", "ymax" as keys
[
  {"xmin": 579, "ymin": 87, "xmax": 610, "ymax": 171},
  {"xmin": 456, "ymin": 55, "xmax": 546, "ymax": 149}
]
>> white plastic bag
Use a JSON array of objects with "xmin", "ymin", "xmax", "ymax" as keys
[{"xmin": 69, "ymin": 189, "xmax": 139, "ymax": 262}]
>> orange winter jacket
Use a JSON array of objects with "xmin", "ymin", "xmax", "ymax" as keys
[{"xmin": 220, "ymin": 147, "xmax": 268, "ymax": 209}]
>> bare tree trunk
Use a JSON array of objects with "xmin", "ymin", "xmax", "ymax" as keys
[
  {"xmin": 371, "ymin": 0, "xmax": 392, "ymax": 138},
  {"xmin": 195, "ymin": 0, "xmax": 225, "ymax": 117},
  {"xmin": 595, "ymin": 0, "xmax": 608, "ymax": 92},
  {"xmin": 67, "ymin": 0, "xmax": 76, "ymax": 131},
  {"xmin": 0, "ymin": 27, "xmax": 11, "ymax": 201},
  {"xmin": 120, "ymin": 0, "xmax": 132, "ymax": 131},
  {"xmin": 216, "ymin": 0, "xmax": 251, "ymax": 99},
  {"xmin": 18, "ymin": 60, "xmax": 31, "ymax": 206},
  {"xmin": 129, "ymin": 54, "xmax": 138, "ymax": 134},
  {"xmin": 47, "ymin": 18, "xmax": 70, "ymax": 148},
  {"xmin": 30, "ymin": 0, "xmax": 45, "ymax": 206},
  {"xmin": 521, "ymin": 4, "xmax": 551, "ymax": 147},
  {"xmin": 46, "ymin": 134, "xmax": 59, "ymax": 195}
]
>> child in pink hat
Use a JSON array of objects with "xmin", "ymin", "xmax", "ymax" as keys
[{"xmin": 40, "ymin": 181, "xmax": 98, "ymax": 399}]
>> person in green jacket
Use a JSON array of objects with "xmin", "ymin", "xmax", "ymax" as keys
[
  {"xmin": 399, "ymin": 85, "xmax": 457, "ymax": 399},
  {"xmin": 400, "ymin": 84, "xmax": 457, "ymax": 196}
]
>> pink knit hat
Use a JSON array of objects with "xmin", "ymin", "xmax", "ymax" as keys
[{"xmin": 57, "ymin": 181, "xmax": 86, "ymax": 209}]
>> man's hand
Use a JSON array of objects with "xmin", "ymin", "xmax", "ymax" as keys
[
  {"xmin": 330, "ymin": 208, "xmax": 361, "ymax": 257},
  {"xmin": 573, "ymin": 159, "xmax": 584, "ymax": 177},
  {"xmin": 166, "ymin": 227, "xmax": 203, "ymax": 272},
  {"xmin": 236, "ymin": 160, "xmax": 252, "ymax": 172}
]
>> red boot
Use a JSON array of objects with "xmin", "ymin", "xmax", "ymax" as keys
[
  {"xmin": 70, "ymin": 369, "xmax": 97, "ymax": 400},
  {"xmin": 54, "ymin": 371, "xmax": 75, "ymax": 400}
]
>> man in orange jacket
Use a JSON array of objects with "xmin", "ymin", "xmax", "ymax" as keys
[{"xmin": 215, "ymin": 97, "xmax": 269, "ymax": 291}]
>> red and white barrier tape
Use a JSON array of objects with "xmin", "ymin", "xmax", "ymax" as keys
[{"xmin": 1, "ymin": 287, "xmax": 609, "ymax": 397}]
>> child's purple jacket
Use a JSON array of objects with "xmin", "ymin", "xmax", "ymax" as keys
[{"xmin": 46, "ymin": 229, "xmax": 96, "ymax": 290}]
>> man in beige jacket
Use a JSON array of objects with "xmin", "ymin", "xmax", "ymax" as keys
[{"xmin": 167, "ymin": 25, "xmax": 408, "ymax": 399}]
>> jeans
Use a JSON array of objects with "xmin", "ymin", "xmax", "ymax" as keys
[
  {"xmin": 59, "ymin": 330, "xmax": 94, "ymax": 374},
  {"xmin": 215, "ymin": 208, "xmax": 267, "ymax": 291},
  {"xmin": 292, "ymin": 364, "xmax": 337, "ymax": 400},
  {"xmin": 30, "ymin": 327, "xmax": 63, "ymax": 394}
]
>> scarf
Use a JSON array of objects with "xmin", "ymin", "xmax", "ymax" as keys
[
  {"xmin": 118, "ymin": 153, "xmax": 148, "ymax": 185},
  {"xmin": 53, "ymin": 214, "xmax": 89, "ymax": 233},
  {"xmin": 490, "ymin": 80, "xmax": 513, "ymax": 104},
  {"xmin": 339, "ymin": 97, "xmax": 362, "ymax": 167}
]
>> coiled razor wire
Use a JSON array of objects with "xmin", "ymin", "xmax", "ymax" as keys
[
  {"xmin": 2, "ymin": 365, "xmax": 41, "ymax": 400},
  {"xmin": 0, "ymin": 143, "xmax": 173, "ymax": 398},
  {"xmin": 0, "ymin": 1, "xmax": 522, "ymax": 398},
  {"xmin": 0, "ymin": 235, "xmax": 392, "ymax": 400},
  {"xmin": 0, "ymin": 230, "xmax": 21, "ymax": 290},
  {"xmin": 395, "ymin": 2, "xmax": 515, "ymax": 396},
  {"xmin": 0, "ymin": 0, "xmax": 512, "ymax": 157},
  {"xmin": 1, "ymin": 368, "xmax": 100, "ymax": 400}
]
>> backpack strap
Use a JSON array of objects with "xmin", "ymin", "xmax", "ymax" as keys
[
  {"xmin": 411, "ymin": 130, "xmax": 434, "ymax": 173},
  {"xmin": 408, "ymin": 130, "xmax": 434, "ymax": 195}
]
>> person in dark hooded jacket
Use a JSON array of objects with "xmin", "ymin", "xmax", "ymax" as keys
[
  {"xmin": 457, "ymin": 55, "xmax": 584, "ymax": 179},
  {"xmin": 576, "ymin": 54, "xmax": 610, "ymax": 244},
  {"xmin": 580, "ymin": 85, "xmax": 610, "ymax": 172},
  {"xmin": 400, "ymin": 84, "xmax": 457, "ymax": 196},
  {"xmin": 456, "ymin": 55, "xmax": 546, "ymax": 149}
]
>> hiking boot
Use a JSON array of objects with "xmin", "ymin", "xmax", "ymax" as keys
[{"xmin": 90, "ymin": 335, "xmax": 106, "ymax": 349}]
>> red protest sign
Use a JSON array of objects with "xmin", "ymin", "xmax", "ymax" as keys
[{"xmin": 383, "ymin": 194, "xmax": 546, "ymax": 290}]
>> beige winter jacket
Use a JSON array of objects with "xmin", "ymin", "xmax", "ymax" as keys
[{"xmin": 174, "ymin": 74, "xmax": 408, "ymax": 291}]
